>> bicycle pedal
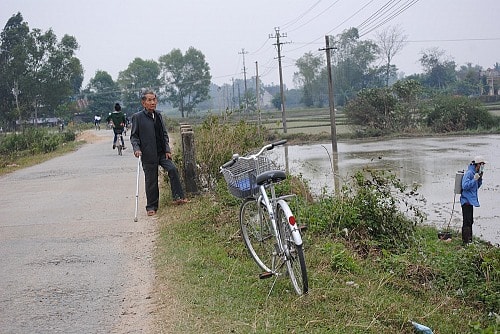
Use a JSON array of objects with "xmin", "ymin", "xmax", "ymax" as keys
[{"xmin": 259, "ymin": 272, "xmax": 274, "ymax": 280}]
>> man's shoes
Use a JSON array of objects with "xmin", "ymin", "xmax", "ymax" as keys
[
  {"xmin": 147, "ymin": 210, "xmax": 156, "ymax": 216},
  {"xmin": 113, "ymin": 144, "xmax": 116, "ymax": 149},
  {"xmin": 173, "ymin": 198, "xmax": 190, "ymax": 205},
  {"xmin": 122, "ymin": 146, "xmax": 126, "ymax": 150}
]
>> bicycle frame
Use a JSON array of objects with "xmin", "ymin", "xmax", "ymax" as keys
[{"xmin": 221, "ymin": 139, "xmax": 308, "ymax": 295}]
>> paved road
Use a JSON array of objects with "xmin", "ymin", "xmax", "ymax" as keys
[{"xmin": 0, "ymin": 130, "xmax": 157, "ymax": 333}]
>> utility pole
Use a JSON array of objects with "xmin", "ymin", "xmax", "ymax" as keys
[
  {"xmin": 319, "ymin": 35, "xmax": 338, "ymax": 153},
  {"xmin": 231, "ymin": 78, "xmax": 235, "ymax": 111},
  {"xmin": 239, "ymin": 48, "xmax": 249, "ymax": 111},
  {"xmin": 269, "ymin": 27, "xmax": 289, "ymax": 133},
  {"xmin": 255, "ymin": 61, "xmax": 261, "ymax": 137},
  {"xmin": 320, "ymin": 35, "xmax": 340, "ymax": 193}
]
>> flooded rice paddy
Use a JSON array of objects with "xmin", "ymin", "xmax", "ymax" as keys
[{"xmin": 271, "ymin": 134, "xmax": 500, "ymax": 245}]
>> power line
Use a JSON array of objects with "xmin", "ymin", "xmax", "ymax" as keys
[
  {"xmin": 407, "ymin": 37, "xmax": 500, "ymax": 43},
  {"xmin": 280, "ymin": 0, "xmax": 323, "ymax": 30},
  {"xmin": 358, "ymin": 0, "xmax": 420, "ymax": 37},
  {"xmin": 287, "ymin": 0, "xmax": 342, "ymax": 33}
]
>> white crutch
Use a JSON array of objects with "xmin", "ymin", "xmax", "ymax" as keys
[{"xmin": 134, "ymin": 155, "xmax": 141, "ymax": 222}]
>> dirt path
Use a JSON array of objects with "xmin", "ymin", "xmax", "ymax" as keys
[{"xmin": 0, "ymin": 129, "xmax": 161, "ymax": 333}]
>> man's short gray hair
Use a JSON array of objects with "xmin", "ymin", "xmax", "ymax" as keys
[{"xmin": 141, "ymin": 89, "xmax": 157, "ymax": 101}]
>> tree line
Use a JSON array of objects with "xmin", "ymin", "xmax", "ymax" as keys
[{"xmin": 1, "ymin": 13, "xmax": 499, "ymax": 131}]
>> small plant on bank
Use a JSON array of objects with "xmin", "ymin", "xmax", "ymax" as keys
[{"xmin": 299, "ymin": 169, "xmax": 425, "ymax": 253}]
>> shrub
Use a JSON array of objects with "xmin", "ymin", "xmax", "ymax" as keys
[
  {"xmin": 300, "ymin": 169, "xmax": 425, "ymax": 253},
  {"xmin": 427, "ymin": 95, "xmax": 496, "ymax": 132},
  {"xmin": 194, "ymin": 115, "xmax": 263, "ymax": 191}
]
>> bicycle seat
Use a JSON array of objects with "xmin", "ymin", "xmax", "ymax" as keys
[{"xmin": 256, "ymin": 170, "xmax": 286, "ymax": 186}]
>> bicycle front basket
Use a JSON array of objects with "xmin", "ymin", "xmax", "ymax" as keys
[{"xmin": 221, "ymin": 159, "xmax": 255, "ymax": 199}]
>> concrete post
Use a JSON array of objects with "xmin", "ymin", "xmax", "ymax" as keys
[{"xmin": 180, "ymin": 124, "xmax": 198, "ymax": 194}]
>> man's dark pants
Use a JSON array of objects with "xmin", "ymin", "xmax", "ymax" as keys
[
  {"xmin": 461, "ymin": 203, "xmax": 473, "ymax": 244},
  {"xmin": 143, "ymin": 154, "xmax": 184, "ymax": 212}
]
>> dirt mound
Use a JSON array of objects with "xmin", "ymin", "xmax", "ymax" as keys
[{"xmin": 76, "ymin": 130, "xmax": 108, "ymax": 144}]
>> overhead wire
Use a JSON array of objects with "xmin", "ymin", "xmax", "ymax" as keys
[
  {"xmin": 358, "ymin": 0, "xmax": 420, "ymax": 37},
  {"xmin": 280, "ymin": 0, "xmax": 323, "ymax": 30},
  {"xmin": 287, "ymin": 0, "xmax": 342, "ymax": 33}
]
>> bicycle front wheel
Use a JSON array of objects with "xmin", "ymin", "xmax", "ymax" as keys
[
  {"xmin": 240, "ymin": 198, "xmax": 274, "ymax": 272},
  {"xmin": 277, "ymin": 202, "xmax": 308, "ymax": 295}
]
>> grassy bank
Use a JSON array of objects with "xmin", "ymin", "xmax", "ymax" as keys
[
  {"xmin": 153, "ymin": 193, "xmax": 499, "ymax": 333},
  {"xmin": 152, "ymin": 125, "xmax": 498, "ymax": 332}
]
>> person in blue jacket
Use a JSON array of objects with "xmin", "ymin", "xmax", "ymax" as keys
[{"xmin": 460, "ymin": 155, "xmax": 486, "ymax": 244}]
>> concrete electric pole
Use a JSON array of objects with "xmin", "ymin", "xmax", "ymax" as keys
[
  {"xmin": 239, "ymin": 48, "xmax": 249, "ymax": 111},
  {"xmin": 269, "ymin": 27, "xmax": 289, "ymax": 133}
]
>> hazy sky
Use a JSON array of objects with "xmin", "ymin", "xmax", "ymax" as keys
[{"xmin": 1, "ymin": 0, "xmax": 499, "ymax": 89}]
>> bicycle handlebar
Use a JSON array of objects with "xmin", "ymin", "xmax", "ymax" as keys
[{"xmin": 220, "ymin": 140, "xmax": 287, "ymax": 169}]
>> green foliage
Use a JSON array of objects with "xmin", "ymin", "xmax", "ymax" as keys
[
  {"xmin": 84, "ymin": 70, "xmax": 120, "ymax": 115},
  {"xmin": 0, "ymin": 13, "xmax": 83, "ymax": 127},
  {"xmin": 159, "ymin": 47, "xmax": 211, "ymax": 117},
  {"xmin": 344, "ymin": 87, "xmax": 398, "ymax": 132},
  {"xmin": 300, "ymin": 169, "xmax": 424, "ymax": 252},
  {"xmin": 0, "ymin": 128, "xmax": 75, "ymax": 163},
  {"xmin": 380, "ymin": 228, "xmax": 500, "ymax": 313},
  {"xmin": 194, "ymin": 115, "xmax": 263, "ymax": 191},
  {"xmin": 117, "ymin": 57, "xmax": 161, "ymax": 112},
  {"xmin": 427, "ymin": 95, "xmax": 498, "ymax": 132},
  {"xmin": 158, "ymin": 193, "xmax": 499, "ymax": 333},
  {"xmin": 319, "ymin": 241, "xmax": 360, "ymax": 273}
]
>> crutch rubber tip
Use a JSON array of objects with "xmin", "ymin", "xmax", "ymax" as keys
[{"xmin": 134, "ymin": 218, "xmax": 138, "ymax": 222}]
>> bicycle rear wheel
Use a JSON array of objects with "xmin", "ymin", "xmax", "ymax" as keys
[
  {"xmin": 277, "ymin": 202, "xmax": 308, "ymax": 295},
  {"xmin": 240, "ymin": 198, "xmax": 274, "ymax": 272}
]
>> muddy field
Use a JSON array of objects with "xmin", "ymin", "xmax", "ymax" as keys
[{"xmin": 273, "ymin": 134, "xmax": 500, "ymax": 245}]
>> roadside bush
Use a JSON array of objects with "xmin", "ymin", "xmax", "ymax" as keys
[
  {"xmin": 194, "ymin": 115, "xmax": 263, "ymax": 191},
  {"xmin": 0, "ymin": 128, "xmax": 75, "ymax": 160},
  {"xmin": 300, "ymin": 169, "xmax": 425, "ymax": 253}
]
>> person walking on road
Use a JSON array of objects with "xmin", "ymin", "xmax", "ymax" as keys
[
  {"xmin": 460, "ymin": 155, "xmax": 486, "ymax": 244},
  {"xmin": 130, "ymin": 89, "xmax": 189, "ymax": 217},
  {"xmin": 106, "ymin": 103, "xmax": 126, "ymax": 150}
]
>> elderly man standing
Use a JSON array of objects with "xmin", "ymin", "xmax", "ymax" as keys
[
  {"xmin": 130, "ymin": 89, "xmax": 189, "ymax": 217},
  {"xmin": 460, "ymin": 155, "xmax": 486, "ymax": 244}
]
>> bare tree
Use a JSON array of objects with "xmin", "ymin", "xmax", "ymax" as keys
[{"xmin": 376, "ymin": 25, "xmax": 408, "ymax": 86}]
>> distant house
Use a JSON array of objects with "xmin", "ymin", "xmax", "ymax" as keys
[{"xmin": 16, "ymin": 117, "xmax": 61, "ymax": 127}]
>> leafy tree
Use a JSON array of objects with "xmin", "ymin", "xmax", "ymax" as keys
[
  {"xmin": 293, "ymin": 52, "xmax": 325, "ymax": 107},
  {"xmin": 454, "ymin": 63, "xmax": 482, "ymax": 96},
  {"xmin": 330, "ymin": 28, "xmax": 380, "ymax": 106},
  {"xmin": 344, "ymin": 87, "xmax": 397, "ymax": 134},
  {"xmin": 159, "ymin": 47, "xmax": 211, "ymax": 117},
  {"xmin": 0, "ymin": 12, "xmax": 82, "ymax": 129},
  {"xmin": 392, "ymin": 79, "xmax": 424, "ymax": 130},
  {"xmin": 117, "ymin": 58, "xmax": 160, "ymax": 112},
  {"xmin": 0, "ymin": 13, "xmax": 29, "ymax": 128},
  {"xmin": 84, "ymin": 70, "xmax": 120, "ymax": 117},
  {"xmin": 419, "ymin": 48, "xmax": 457, "ymax": 90},
  {"xmin": 375, "ymin": 25, "xmax": 407, "ymax": 87}
]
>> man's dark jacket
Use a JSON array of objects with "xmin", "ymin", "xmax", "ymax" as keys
[{"xmin": 130, "ymin": 109, "xmax": 171, "ymax": 164}]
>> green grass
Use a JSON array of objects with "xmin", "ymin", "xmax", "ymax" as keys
[
  {"xmin": 0, "ymin": 139, "xmax": 82, "ymax": 176},
  {"xmin": 154, "ymin": 195, "xmax": 499, "ymax": 333}
]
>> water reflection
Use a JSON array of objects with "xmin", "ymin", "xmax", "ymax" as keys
[{"xmin": 270, "ymin": 135, "xmax": 500, "ymax": 245}]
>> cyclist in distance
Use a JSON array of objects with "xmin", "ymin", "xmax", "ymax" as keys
[{"xmin": 106, "ymin": 103, "xmax": 126, "ymax": 150}]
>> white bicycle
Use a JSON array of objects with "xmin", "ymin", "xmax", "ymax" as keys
[{"xmin": 220, "ymin": 140, "xmax": 308, "ymax": 295}]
